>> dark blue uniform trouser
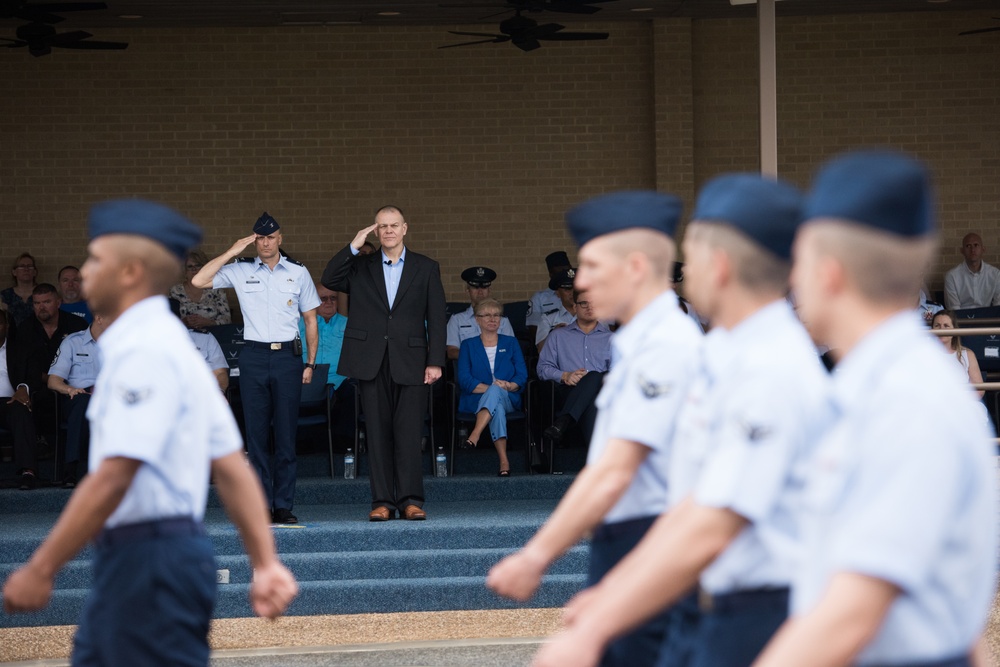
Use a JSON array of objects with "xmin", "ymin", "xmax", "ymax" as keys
[
  {"xmin": 59, "ymin": 392, "xmax": 92, "ymax": 468},
  {"xmin": 663, "ymin": 587, "xmax": 788, "ymax": 667},
  {"xmin": 73, "ymin": 518, "xmax": 215, "ymax": 667},
  {"xmin": 239, "ymin": 343, "xmax": 302, "ymax": 511},
  {"xmin": 589, "ymin": 515, "xmax": 675, "ymax": 667}
]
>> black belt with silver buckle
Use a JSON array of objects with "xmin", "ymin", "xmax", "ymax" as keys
[{"xmin": 246, "ymin": 340, "xmax": 295, "ymax": 351}]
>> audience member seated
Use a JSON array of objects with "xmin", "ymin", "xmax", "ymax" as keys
[
  {"xmin": 446, "ymin": 266, "xmax": 515, "ymax": 360},
  {"xmin": 457, "ymin": 298, "xmax": 527, "ymax": 477},
  {"xmin": 336, "ymin": 240, "xmax": 376, "ymax": 317},
  {"xmin": 168, "ymin": 298, "xmax": 229, "ymax": 392},
  {"xmin": 47, "ymin": 315, "xmax": 106, "ymax": 487},
  {"xmin": 169, "ymin": 250, "xmax": 232, "ymax": 328},
  {"xmin": 0, "ymin": 310, "xmax": 43, "ymax": 489},
  {"xmin": 299, "ymin": 283, "xmax": 348, "ymax": 390},
  {"xmin": 944, "ymin": 232, "xmax": 1000, "ymax": 310},
  {"xmin": 932, "ymin": 310, "xmax": 985, "ymax": 398},
  {"xmin": 537, "ymin": 289, "xmax": 612, "ymax": 447},
  {"xmin": 7, "ymin": 283, "xmax": 87, "ymax": 489},
  {"xmin": 1, "ymin": 252, "xmax": 38, "ymax": 327},
  {"xmin": 57, "ymin": 265, "xmax": 93, "ymax": 324},
  {"xmin": 526, "ymin": 251, "xmax": 572, "ymax": 343},
  {"xmin": 535, "ymin": 268, "xmax": 577, "ymax": 352}
]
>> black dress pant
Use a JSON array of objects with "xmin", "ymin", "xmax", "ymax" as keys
[{"xmin": 358, "ymin": 353, "xmax": 427, "ymax": 511}]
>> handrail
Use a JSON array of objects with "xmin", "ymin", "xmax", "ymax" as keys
[{"xmin": 930, "ymin": 327, "xmax": 1000, "ymax": 337}]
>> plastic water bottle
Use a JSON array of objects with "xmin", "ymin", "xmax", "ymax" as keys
[
  {"xmin": 344, "ymin": 447, "xmax": 356, "ymax": 480},
  {"xmin": 435, "ymin": 447, "xmax": 448, "ymax": 478}
]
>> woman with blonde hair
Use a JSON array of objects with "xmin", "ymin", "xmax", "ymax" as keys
[{"xmin": 931, "ymin": 309, "xmax": 984, "ymax": 398}]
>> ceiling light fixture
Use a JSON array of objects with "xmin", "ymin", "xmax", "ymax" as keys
[
  {"xmin": 118, "ymin": 14, "xmax": 143, "ymax": 19},
  {"xmin": 377, "ymin": 11, "xmax": 401, "ymax": 16},
  {"xmin": 729, "ymin": 0, "xmax": 787, "ymax": 5},
  {"xmin": 630, "ymin": 7, "xmax": 654, "ymax": 11}
]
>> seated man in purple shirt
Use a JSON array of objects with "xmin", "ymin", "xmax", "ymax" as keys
[{"xmin": 536, "ymin": 289, "xmax": 612, "ymax": 447}]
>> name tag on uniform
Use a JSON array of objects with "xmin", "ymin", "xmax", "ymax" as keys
[
  {"xmin": 75, "ymin": 353, "xmax": 90, "ymax": 357},
  {"xmin": 459, "ymin": 325, "xmax": 472, "ymax": 329},
  {"xmin": 246, "ymin": 279, "xmax": 260, "ymax": 285}
]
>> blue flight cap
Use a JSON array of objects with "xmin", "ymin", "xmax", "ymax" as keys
[
  {"xmin": 566, "ymin": 191, "xmax": 683, "ymax": 248},
  {"xmin": 88, "ymin": 199, "xmax": 202, "ymax": 261},
  {"xmin": 253, "ymin": 212, "xmax": 280, "ymax": 235},
  {"xmin": 691, "ymin": 173, "xmax": 805, "ymax": 260},
  {"xmin": 549, "ymin": 268, "xmax": 576, "ymax": 291},
  {"xmin": 804, "ymin": 150, "xmax": 935, "ymax": 237}
]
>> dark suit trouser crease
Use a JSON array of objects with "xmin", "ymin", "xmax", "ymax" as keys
[
  {"xmin": 0, "ymin": 400, "xmax": 39, "ymax": 473},
  {"xmin": 359, "ymin": 352, "xmax": 426, "ymax": 511},
  {"xmin": 555, "ymin": 370, "xmax": 605, "ymax": 443}
]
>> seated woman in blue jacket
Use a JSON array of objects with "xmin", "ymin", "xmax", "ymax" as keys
[{"xmin": 457, "ymin": 298, "xmax": 528, "ymax": 476}]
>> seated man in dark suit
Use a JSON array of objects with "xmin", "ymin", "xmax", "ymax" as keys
[
  {"xmin": 536, "ymin": 289, "xmax": 612, "ymax": 447},
  {"xmin": 0, "ymin": 310, "xmax": 42, "ymax": 488},
  {"xmin": 7, "ymin": 283, "xmax": 88, "ymax": 488}
]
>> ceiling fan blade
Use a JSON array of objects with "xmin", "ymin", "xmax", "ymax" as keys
[
  {"xmin": 439, "ymin": 37, "xmax": 506, "ymax": 48},
  {"xmin": 447, "ymin": 30, "xmax": 505, "ymax": 37},
  {"xmin": 540, "ymin": 31, "xmax": 609, "ymax": 40},
  {"xmin": 959, "ymin": 26, "xmax": 1000, "ymax": 35},
  {"xmin": 57, "ymin": 38, "xmax": 128, "ymax": 49},
  {"xmin": 48, "ymin": 30, "xmax": 92, "ymax": 45},
  {"xmin": 0, "ymin": 37, "xmax": 27, "ymax": 47}
]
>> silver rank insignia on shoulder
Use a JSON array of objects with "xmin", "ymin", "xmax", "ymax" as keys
[
  {"xmin": 739, "ymin": 420, "xmax": 773, "ymax": 443},
  {"xmin": 118, "ymin": 386, "xmax": 151, "ymax": 405},
  {"xmin": 637, "ymin": 374, "xmax": 671, "ymax": 399}
]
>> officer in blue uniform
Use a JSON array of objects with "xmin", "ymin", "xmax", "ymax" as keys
[
  {"xmin": 47, "ymin": 315, "xmax": 107, "ymax": 487},
  {"xmin": 489, "ymin": 191, "xmax": 703, "ymax": 667},
  {"xmin": 446, "ymin": 266, "xmax": 516, "ymax": 360},
  {"xmin": 752, "ymin": 152, "xmax": 997, "ymax": 667},
  {"xmin": 529, "ymin": 175, "xmax": 836, "ymax": 667},
  {"xmin": 535, "ymin": 268, "xmax": 578, "ymax": 351},
  {"xmin": 2, "ymin": 199, "xmax": 297, "ymax": 665},
  {"xmin": 193, "ymin": 213, "xmax": 320, "ymax": 524}
]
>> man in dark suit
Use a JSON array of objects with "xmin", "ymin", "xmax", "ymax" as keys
[{"xmin": 322, "ymin": 205, "xmax": 447, "ymax": 521}]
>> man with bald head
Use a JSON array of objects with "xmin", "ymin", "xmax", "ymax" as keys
[
  {"xmin": 943, "ymin": 232, "xmax": 1000, "ymax": 309},
  {"xmin": 488, "ymin": 191, "xmax": 703, "ymax": 667},
  {"xmin": 2, "ymin": 199, "xmax": 297, "ymax": 665}
]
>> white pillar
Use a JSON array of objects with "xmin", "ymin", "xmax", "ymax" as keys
[{"xmin": 759, "ymin": 0, "xmax": 778, "ymax": 177}]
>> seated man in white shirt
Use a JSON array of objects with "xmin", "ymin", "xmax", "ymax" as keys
[
  {"xmin": 943, "ymin": 232, "xmax": 1000, "ymax": 309},
  {"xmin": 170, "ymin": 298, "xmax": 229, "ymax": 392},
  {"xmin": 446, "ymin": 266, "xmax": 514, "ymax": 361}
]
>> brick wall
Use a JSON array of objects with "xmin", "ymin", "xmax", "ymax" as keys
[{"xmin": 1, "ymin": 12, "xmax": 998, "ymax": 305}]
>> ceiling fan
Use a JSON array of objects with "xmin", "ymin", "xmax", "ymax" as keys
[
  {"xmin": 959, "ymin": 18, "xmax": 1000, "ymax": 36},
  {"xmin": 0, "ymin": 0, "xmax": 107, "ymax": 24},
  {"xmin": 0, "ymin": 21, "xmax": 127, "ymax": 56},
  {"xmin": 439, "ymin": 0, "xmax": 615, "ymax": 18},
  {"xmin": 440, "ymin": 10, "xmax": 609, "ymax": 52}
]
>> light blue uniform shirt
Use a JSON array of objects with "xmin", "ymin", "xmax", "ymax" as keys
[
  {"xmin": 535, "ymin": 302, "xmax": 575, "ymax": 345},
  {"xmin": 189, "ymin": 330, "xmax": 228, "ymax": 372},
  {"xmin": 669, "ymin": 300, "xmax": 834, "ymax": 594},
  {"xmin": 793, "ymin": 312, "xmax": 997, "ymax": 664},
  {"xmin": 87, "ymin": 297, "xmax": 243, "ymax": 527},
  {"xmin": 587, "ymin": 290, "xmax": 703, "ymax": 525},
  {"xmin": 299, "ymin": 313, "xmax": 349, "ymax": 389},
  {"xmin": 213, "ymin": 255, "xmax": 320, "ymax": 343},
  {"xmin": 446, "ymin": 306, "xmax": 515, "ymax": 348},
  {"xmin": 526, "ymin": 288, "xmax": 559, "ymax": 328},
  {"xmin": 49, "ymin": 327, "xmax": 101, "ymax": 388}
]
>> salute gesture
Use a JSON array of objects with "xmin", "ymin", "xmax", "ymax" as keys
[{"xmin": 351, "ymin": 223, "xmax": 378, "ymax": 251}]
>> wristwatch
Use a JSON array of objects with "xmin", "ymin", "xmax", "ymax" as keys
[{"xmin": 305, "ymin": 363, "xmax": 316, "ymax": 370}]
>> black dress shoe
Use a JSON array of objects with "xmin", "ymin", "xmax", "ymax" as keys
[
  {"xmin": 272, "ymin": 508, "xmax": 298, "ymax": 524},
  {"xmin": 544, "ymin": 414, "xmax": 574, "ymax": 443},
  {"xmin": 19, "ymin": 471, "xmax": 37, "ymax": 491}
]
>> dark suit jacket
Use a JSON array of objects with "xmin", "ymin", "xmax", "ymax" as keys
[
  {"xmin": 8, "ymin": 311, "xmax": 88, "ymax": 393},
  {"xmin": 322, "ymin": 244, "xmax": 447, "ymax": 385}
]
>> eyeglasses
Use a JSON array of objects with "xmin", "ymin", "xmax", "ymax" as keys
[
  {"xmin": 575, "ymin": 301, "xmax": 592, "ymax": 308},
  {"xmin": 476, "ymin": 313, "xmax": 502, "ymax": 320},
  {"xmin": 15, "ymin": 264, "xmax": 35, "ymax": 270},
  {"xmin": 319, "ymin": 296, "xmax": 338, "ymax": 302}
]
